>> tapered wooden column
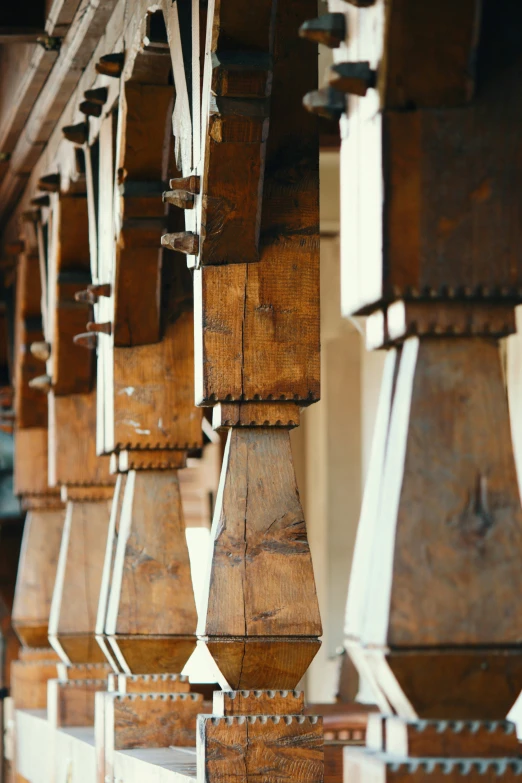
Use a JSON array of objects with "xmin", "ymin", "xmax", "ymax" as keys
[
  {"xmin": 164, "ymin": 0, "xmax": 324, "ymax": 778},
  {"xmin": 10, "ymin": 220, "xmax": 63, "ymax": 712},
  {"xmin": 301, "ymin": 0, "xmax": 522, "ymax": 776}
]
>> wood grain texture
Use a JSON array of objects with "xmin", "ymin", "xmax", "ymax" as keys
[
  {"xmin": 365, "ymin": 649, "xmax": 522, "ymax": 721},
  {"xmin": 48, "ymin": 193, "xmax": 92, "ymax": 395},
  {"xmin": 14, "ymin": 427, "xmax": 55, "ymax": 497},
  {"xmin": 108, "ymin": 635, "xmax": 197, "ymax": 675},
  {"xmin": 11, "ymin": 659, "xmax": 58, "ymax": 709},
  {"xmin": 206, "ymin": 638, "xmax": 321, "ymax": 691},
  {"xmin": 12, "ymin": 508, "xmax": 65, "ymax": 647},
  {"xmin": 362, "ymin": 338, "xmax": 522, "ymax": 650},
  {"xmin": 200, "ymin": 428, "xmax": 321, "ymax": 638},
  {"xmin": 384, "ymin": 716, "xmax": 519, "ymax": 758},
  {"xmin": 49, "ymin": 499, "xmax": 112, "ymax": 664},
  {"xmin": 200, "ymin": 714, "xmax": 323, "ymax": 783},
  {"xmin": 344, "ymin": 0, "xmax": 522, "ymax": 314},
  {"xmin": 105, "ymin": 469, "xmax": 197, "ymax": 637},
  {"xmin": 381, "ymin": 0, "xmax": 481, "ymax": 108},
  {"xmin": 109, "ymin": 313, "xmax": 202, "ymax": 451},
  {"xmin": 48, "ymin": 391, "xmax": 115, "ymax": 487},
  {"xmin": 113, "ymin": 80, "xmax": 172, "ymax": 347},
  {"xmin": 194, "ymin": 0, "xmax": 319, "ymax": 404},
  {"xmin": 107, "ymin": 692, "xmax": 203, "ymax": 750},
  {"xmin": 199, "ymin": 428, "xmax": 320, "ymax": 688},
  {"xmin": 109, "ymin": 673, "xmax": 190, "ymax": 693},
  {"xmin": 213, "ymin": 689, "xmax": 304, "ymax": 716},
  {"xmin": 213, "ymin": 402, "xmax": 300, "ymax": 429}
]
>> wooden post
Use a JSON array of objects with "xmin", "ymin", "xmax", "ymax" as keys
[
  {"xmin": 165, "ymin": 0, "xmax": 324, "ymax": 777},
  {"xmin": 307, "ymin": 0, "xmax": 522, "ymax": 777}
]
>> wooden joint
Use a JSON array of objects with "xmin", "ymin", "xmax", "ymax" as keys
[
  {"xmin": 73, "ymin": 332, "xmax": 97, "ymax": 350},
  {"xmin": 79, "ymin": 100, "xmax": 102, "ymax": 118},
  {"xmin": 83, "ymin": 86, "xmax": 108, "ymax": 105},
  {"xmin": 299, "ymin": 14, "xmax": 346, "ymax": 48},
  {"xmin": 30, "ymin": 194, "xmax": 50, "ymax": 208},
  {"xmin": 162, "ymin": 189, "xmax": 195, "ymax": 209},
  {"xmin": 112, "ymin": 449, "xmax": 188, "ymax": 474},
  {"xmin": 95, "ymin": 52, "xmax": 124, "ymax": 78},
  {"xmin": 86, "ymin": 321, "xmax": 112, "ymax": 335},
  {"xmin": 212, "ymin": 51, "xmax": 273, "ymax": 99},
  {"xmin": 213, "ymin": 689, "xmax": 305, "ymax": 717},
  {"xmin": 302, "ymin": 87, "xmax": 345, "ymax": 121},
  {"xmin": 28, "ymin": 374, "xmax": 52, "ymax": 393},
  {"xmin": 328, "ymin": 62, "xmax": 377, "ymax": 96},
  {"xmin": 29, "ymin": 341, "xmax": 51, "ymax": 362},
  {"xmin": 38, "ymin": 173, "xmax": 60, "ymax": 193},
  {"xmin": 366, "ymin": 300, "xmax": 518, "ymax": 349},
  {"xmin": 62, "ymin": 122, "xmax": 89, "ymax": 145},
  {"xmin": 169, "ymin": 176, "xmax": 200, "ymax": 194},
  {"xmin": 161, "ymin": 232, "xmax": 199, "ymax": 255},
  {"xmin": 212, "ymin": 402, "xmax": 301, "ymax": 430}
]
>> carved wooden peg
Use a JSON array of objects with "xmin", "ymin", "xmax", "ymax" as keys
[
  {"xmin": 30, "ymin": 195, "xmax": 51, "ymax": 208},
  {"xmin": 161, "ymin": 232, "xmax": 199, "ymax": 255},
  {"xmin": 302, "ymin": 87, "xmax": 345, "ymax": 121},
  {"xmin": 169, "ymin": 175, "xmax": 200, "ymax": 194},
  {"xmin": 84, "ymin": 87, "xmax": 108, "ymax": 105},
  {"xmin": 299, "ymin": 13, "xmax": 346, "ymax": 48},
  {"xmin": 162, "ymin": 189, "xmax": 195, "ymax": 209},
  {"xmin": 62, "ymin": 122, "xmax": 89, "ymax": 145},
  {"xmin": 73, "ymin": 332, "xmax": 97, "ymax": 350},
  {"xmin": 38, "ymin": 173, "xmax": 60, "ymax": 192},
  {"xmin": 89, "ymin": 283, "xmax": 111, "ymax": 298},
  {"xmin": 30, "ymin": 341, "xmax": 51, "ymax": 362},
  {"xmin": 86, "ymin": 321, "xmax": 111, "ymax": 335},
  {"xmin": 95, "ymin": 52, "xmax": 124, "ymax": 78},
  {"xmin": 74, "ymin": 289, "xmax": 96, "ymax": 304},
  {"xmin": 329, "ymin": 62, "xmax": 377, "ymax": 96},
  {"xmin": 79, "ymin": 100, "xmax": 102, "ymax": 118},
  {"xmin": 28, "ymin": 374, "xmax": 52, "ymax": 393}
]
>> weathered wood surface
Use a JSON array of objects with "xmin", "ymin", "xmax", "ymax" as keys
[
  {"xmin": 213, "ymin": 689, "xmax": 304, "ymax": 717},
  {"xmin": 341, "ymin": 0, "xmax": 522, "ymax": 315},
  {"xmin": 48, "ymin": 391, "xmax": 114, "ymax": 487},
  {"xmin": 194, "ymin": 0, "xmax": 319, "ymax": 405},
  {"xmin": 11, "ymin": 658, "xmax": 58, "ymax": 709},
  {"xmin": 12, "ymin": 508, "xmax": 65, "ymax": 647},
  {"xmin": 47, "ymin": 192, "xmax": 92, "ymax": 395},
  {"xmin": 49, "ymin": 499, "xmax": 112, "ymax": 664},
  {"xmin": 200, "ymin": 428, "xmax": 321, "ymax": 689},
  {"xmin": 48, "ymin": 678, "xmax": 107, "ymax": 728},
  {"xmin": 105, "ymin": 470, "xmax": 197, "ymax": 673},
  {"xmin": 199, "ymin": 714, "xmax": 323, "ymax": 783},
  {"xmin": 107, "ymin": 692, "xmax": 203, "ymax": 750}
]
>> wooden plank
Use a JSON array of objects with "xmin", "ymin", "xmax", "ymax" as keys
[{"xmin": 106, "ymin": 692, "xmax": 203, "ymax": 750}]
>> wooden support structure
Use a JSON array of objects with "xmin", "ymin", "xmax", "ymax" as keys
[{"xmin": 302, "ymin": 0, "xmax": 522, "ymax": 782}]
